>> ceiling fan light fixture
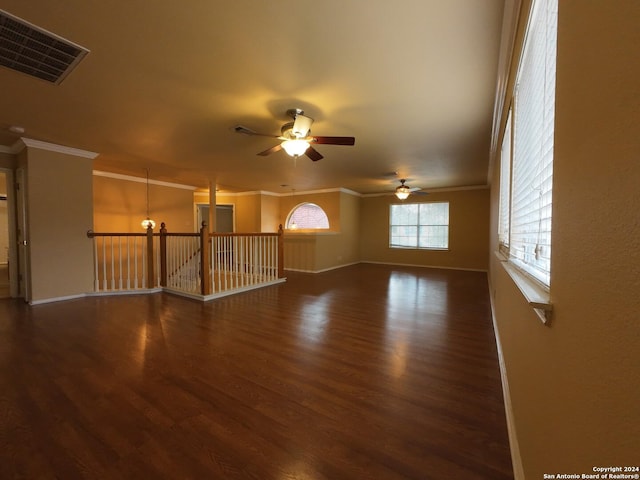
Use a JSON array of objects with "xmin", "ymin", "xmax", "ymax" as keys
[
  {"xmin": 395, "ymin": 186, "xmax": 411, "ymax": 200},
  {"xmin": 292, "ymin": 114, "xmax": 313, "ymax": 138},
  {"xmin": 282, "ymin": 139, "xmax": 310, "ymax": 157}
]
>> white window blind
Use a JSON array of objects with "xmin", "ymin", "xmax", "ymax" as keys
[
  {"xmin": 390, "ymin": 202, "xmax": 449, "ymax": 249},
  {"xmin": 498, "ymin": 110, "xmax": 512, "ymax": 248},
  {"xmin": 510, "ymin": 0, "xmax": 557, "ymax": 286}
]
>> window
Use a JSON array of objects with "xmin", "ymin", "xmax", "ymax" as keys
[
  {"xmin": 390, "ymin": 202, "xmax": 449, "ymax": 249},
  {"xmin": 498, "ymin": 0, "xmax": 557, "ymax": 287},
  {"xmin": 286, "ymin": 203, "xmax": 329, "ymax": 230},
  {"xmin": 498, "ymin": 110, "xmax": 512, "ymax": 250}
]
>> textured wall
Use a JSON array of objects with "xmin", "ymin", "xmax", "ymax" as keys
[{"xmin": 360, "ymin": 188, "xmax": 490, "ymax": 271}]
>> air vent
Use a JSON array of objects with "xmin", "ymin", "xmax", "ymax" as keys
[{"xmin": 0, "ymin": 9, "xmax": 88, "ymax": 84}]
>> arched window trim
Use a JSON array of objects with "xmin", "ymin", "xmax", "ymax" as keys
[{"xmin": 285, "ymin": 202, "xmax": 330, "ymax": 230}]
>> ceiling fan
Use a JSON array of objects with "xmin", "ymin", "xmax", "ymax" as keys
[
  {"xmin": 395, "ymin": 179, "xmax": 427, "ymax": 200},
  {"xmin": 234, "ymin": 108, "xmax": 355, "ymax": 161}
]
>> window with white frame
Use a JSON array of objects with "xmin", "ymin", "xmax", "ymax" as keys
[
  {"xmin": 286, "ymin": 203, "xmax": 329, "ymax": 230},
  {"xmin": 390, "ymin": 202, "xmax": 449, "ymax": 249},
  {"xmin": 498, "ymin": 0, "xmax": 557, "ymax": 287}
]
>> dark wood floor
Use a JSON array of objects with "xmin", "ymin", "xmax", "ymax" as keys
[{"xmin": 0, "ymin": 263, "xmax": 513, "ymax": 479}]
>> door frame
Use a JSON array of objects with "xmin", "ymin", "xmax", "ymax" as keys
[
  {"xmin": 1, "ymin": 167, "xmax": 19, "ymax": 298},
  {"xmin": 15, "ymin": 167, "xmax": 30, "ymax": 301}
]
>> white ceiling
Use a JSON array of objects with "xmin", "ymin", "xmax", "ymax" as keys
[{"xmin": 0, "ymin": 1, "xmax": 505, "ymax": 194}]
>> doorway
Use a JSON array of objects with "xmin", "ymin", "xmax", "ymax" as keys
[
  {"xmin": 0, "ymin": 171, "xmax": 8, "ymax": 297},
  {"xmin": 196, "ymin": 204, "xmax": 234, "ymax": 233}
]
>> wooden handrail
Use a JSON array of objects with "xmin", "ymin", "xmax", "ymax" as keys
[
  {"xmin": 208, "ymin": 232, "xmax": 280, "ymax": 238},
  {"xmin": 87, "ymin": 230, "xmax": 157, "ymax": 237},
  {"xmin": 87, "ymin": 222, "xmax": 285, "ymax": 293}
]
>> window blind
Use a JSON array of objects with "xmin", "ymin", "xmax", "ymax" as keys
[
  {"xmin": 510, "ymin": 0, "xmax": 557, "ymax": 286},
  {"xmin": 390, "ymin": 202, "xmax": 449, "ymax": 249}
]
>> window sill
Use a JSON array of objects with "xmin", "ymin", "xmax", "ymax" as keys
[
  {"xmin": 494, "ymin": 251, "xmax": 552, "ymax": 325},
  {"xmin": 390, "ymin": 247, "xmax": 449, "ymax": 251}
]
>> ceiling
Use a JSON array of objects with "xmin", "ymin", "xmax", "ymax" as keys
[{"xmin": 0, "ymin": 1, "xmax": 505, "ymax": 195}]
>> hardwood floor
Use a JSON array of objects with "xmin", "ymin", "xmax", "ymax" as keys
[{"xmin": 0, "ymin": 264, "xmax": 513, "ymax": 479}]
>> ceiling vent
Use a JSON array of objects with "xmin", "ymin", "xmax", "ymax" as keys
[{"xmin": 0, "ymin": 9, "xmax": 89, "ymax": 84}]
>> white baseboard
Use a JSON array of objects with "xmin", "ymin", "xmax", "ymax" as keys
[
  {"xmin": 86, "ymin": 288, "xmax": 162, "ymax": 298},
  {"xmin": 488, "ymin": 277, "xmax": 525, "ymax": 480},
  {"xmin": 30, "ymin": 293, "xmax": 88, "ymax": 305},
  {"xmin": 362, "ymin": 260, "xmax": 488, "ymax": 273},
  {"xmin": 284, "ymin": 261, "xmax": 360, "ymax": 274}
]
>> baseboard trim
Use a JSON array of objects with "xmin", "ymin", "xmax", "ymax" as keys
[
  {"xmin": 86, "ymin": 288, "xmax": 163, "ymax": 298},
  {"xmin": 30, "ymin": 293, "xmax": 88, "ymax": 305},
  {"xmin": 362, "ymin": 260, "xmax": 488, "ymax": 273},
  {"xmin": 284, "ymin": 261, "xmax": 360, "ymax": 274},
  {"xmin": 164, "ymin": 278, "xmax": 286, "ymax": 302},
  {"xmin": 487, "ymin": 276, "xmax": 525, "ymax": 480}
]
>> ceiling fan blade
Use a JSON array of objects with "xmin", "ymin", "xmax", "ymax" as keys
[
  {"xmin": 305, "ymin": 146, "xmax": 324, "ymax": 162},
  {"xmin": 234, "ymin": 125, "xmax": 280, "ymax": 138},
  {"xmin": 257, "ymin": 144, "xmax": 283, "ymax": 156},
  {"xmin": 409, "ymin": 187, "xmax": 421, "ymax": 192},
  {"xmin": 311, "ymin": 136, "xmax": 355, "ymax": 146}
]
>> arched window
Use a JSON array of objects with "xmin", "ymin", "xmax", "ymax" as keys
[{"xmin": 286, "ymin": 203, "xmax": 329, "ymax": 230}]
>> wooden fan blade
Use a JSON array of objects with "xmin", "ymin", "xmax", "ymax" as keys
[
  {"xmin": 311, "ymin": 136, "xmax": 355, "ymax": 146},
  {"xmin": 305, "ymin": 146, "xmax": 324, "ymax": 161},
  {"xmin": 257, "ymin": 144, "xmax": 283, "ymax": 156}
]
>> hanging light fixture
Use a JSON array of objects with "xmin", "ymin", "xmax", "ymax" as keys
[
  {"xmin": 281, "ymin": 139, "xmax": 310, "ymax": 157},
  {"xmin": 141, "ymin": 168, "xmax": 156, "ymax": 230},
  {"xmin": 395, "ymin": 179, "xmax": 411, "ymax": 200}
]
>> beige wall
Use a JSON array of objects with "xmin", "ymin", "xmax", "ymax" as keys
[
  {"xmin": 360, "ymin": 188, "xmax": 490, "ymax": 271},
  {"xmin": 216, "ymin": 193, "xmax": 262, "ymax": 233},
  {"xmin": 260, "ymin": 194, "xmax": 280, "ymax": 232},
  {"xmin": 26, "ymin": 148, "xmax": 94, "ymax": 302},
  {"xmin": 280, "ymin": 190, "xmax": 360, "ymax": 272},
  {"xmin": 326, "ymin": 191, "xmax": 360, "ymax": 268},
  {"xmin": 489, "ymin": 1, "xmax": 639, "ymax": 477},
  {"xmin": 93, "ymin": 175, "xmax": 194, "ymax": 233}
]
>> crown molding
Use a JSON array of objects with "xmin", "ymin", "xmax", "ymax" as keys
[
  {"xmin": 362, "ymin": 184, "xmax": 489, "ymax": 198},
  {"xmin": 0, "ymin": 141, "xmax": 25, "ymax": 155},
  {"xmin": 212, "ymin": 187, "xmax": 361, "ymax": 197},
  {"xmin": 92, "ymin": 170, "xmax": 197, "ymax": 191},
  {"xmin": 14, "ymin": 137, "xmax": 99, "ymax": 159}
]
